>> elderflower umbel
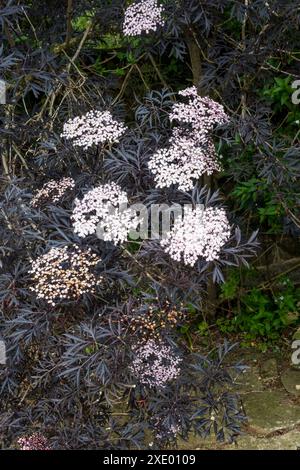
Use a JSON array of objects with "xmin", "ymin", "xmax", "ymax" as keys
[
  {"xmin": 130, "ymin": 339, "xmax": 182, "ymax": 388},
  {"xmin": 161, "ymin": 206, "xmax": 231, "ymax": 266},
  {"xmin": 123, "ymin": 0, "xmax": 164, "ymax": 36},
  {"xmin": 148, "ymin": 86, "xmax": 229, "ymax": 190},
  {"xmin": 17, "ymin": 433, "xmax": 50, "ymax": 450},
  {"xmin": 170, "ymin": 86, "xmax": 229, "ymax": 139},
  {"xmin": 72, "ymin": 182, "xmax": 139, "ymax": 244},
  {"xmin": 61, "ymin": 110, "xmax": 127, "ymax": 149},
  {"xmin": 148, "ymin": 129, "xmax": 219, "ymax": 191},
  {"xmin": 29, "ymin": 245, "xmax": 102, "ymax": 306},
  {"xmin": 31, "ymin": 177, "xmax": 75, "ymax": 207}
]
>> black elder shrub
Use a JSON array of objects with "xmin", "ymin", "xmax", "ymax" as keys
[{"xmin": 3, "ymin": 0, "xmax": 299, "ymax": 450}]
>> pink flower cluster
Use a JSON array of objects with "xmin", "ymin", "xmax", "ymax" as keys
[
  {"xmin": 123, "ymin": 0, "xmax": 164, "ymax": 36},
  {"xmin": 170, "ymin": 86, "xmax": 229, "ymax": 139},
  {"xmin": 61, "ymin": 110, "xmax": 127, "ymax": 149},
  {"xmin": 148, "ymin": 86, "xmax": 229, "ymax": 190},
  {"xmin": 31, "ymin": 177, "xmax": 75, "ymax": 207},
  {"xmin": 161, "ymin": 206, "xmax": 231, "ymax": 266},
  {"xmin": 148, "ymin": 129, "xmax": 219, "ymax": 191},
  {"xmin": 29, "ymin": 245, "xmax": 102, "ymax": 306},
  {"xmin": 130, "ymin": 339, "xmax": 182, "ymax": 388},
  {"xmin": 72, "ymin": 182, "xmax": 139, "ymax": 244},
  {"xmin": 17, "ymin": 433, "xmax": 50, "ymax": 450}
]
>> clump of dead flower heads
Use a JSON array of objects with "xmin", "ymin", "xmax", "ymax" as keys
[
  {"xmin": 31, "ymin": 177, "xmax": 75, "ymax": 207},
  {"xmin": 29, "ymin": 245, "xmax": 102, "ymax": 306},
  {"xmin": 128, "ymin": 304, "xmax": 186, "ymax": 340}
]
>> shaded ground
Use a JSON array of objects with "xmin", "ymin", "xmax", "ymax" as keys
[{"xmin": 179, "ymin": 344, "xmax": 300, "ymax": 450}]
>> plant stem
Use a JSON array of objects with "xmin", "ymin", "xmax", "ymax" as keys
[
  {"xmin": 185, "ymin": 33, "xmax": 202, "ymax": 91},
  {"xmin": 66, "ymin": 0, "xmax": 73, "ymax": 47}
]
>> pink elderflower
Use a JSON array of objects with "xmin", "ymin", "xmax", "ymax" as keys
[
  {"xmin": 31, "ymin": 177, "xmax": 75, "ymax": 207},
  {"xmin": 130, "ymin": 339, "xmax": 182, "ymax": 388},
  {"xmin": 61, "ymin": 110, "xmax": 127, "ymax": 149},
  {"xmin": 149, "ymin": 86, "xmax": 229, "ymax": 190},
  {"xmin": 161, "ymin": 206, "xmax": 231, "ymax": 266},
  {"xmin": 148, "ymin": 129, "xmax": 220, "ymax": 191},
  {"xmin": 72, "ymin": 182, "xmax": 139, "ymax": 244},
  {"xmin": 170, "ymin": 86, "xmax": 229, "ymax": 140},
  {"xmin": 17, "ymin": 433, "xmax": 50, "ymax": 450},
  {"xmin": 123, "ymin": 0, "xmax": 164, "ymax": 36}
]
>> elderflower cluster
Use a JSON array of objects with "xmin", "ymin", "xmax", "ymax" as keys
[
  {"xmin": 31, "ymin": 177, "xmax": 75, "ymax": 207},
  {"xmin": 148, "ymin": 86, "xmax": 229, "ymax": 190},
  {"xmin": 170, "ymin": 86, "xmax": 229, "ymax": 139},
  {"xmin": 123, "ymin": 0, "xmax": 164, "ymax": 36},
  {"xmin": 17, "ymin": 433, "xmax": 50, "ymax": 450},
  {"xmin": 72, "ymin": 182, "xmax": 139, "ymax": 244},
  {"xmin": 161, "ymin": 206, "xmax": 231, "ymax": 266},
  {"xmin": 148, "ymin": 129, "xmax": 219, "ymax": 191},
  {"xmin": 130, "ymin": 339, "xmax": 182, "ymax": 388},
  {"xmin": 61, "ymin": 110, "xmax": 127, "ymax": 149},
  {"xmin": 29, "ymin": 245, "xmax": 102, "ymax": 306}
]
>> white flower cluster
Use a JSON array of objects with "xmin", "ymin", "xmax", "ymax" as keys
[
  {"xmin": 130, "ymin": 339, "xmax": 182, "ymax": 388},
  {"xmin": 61, "ymin": 110, "xmax": 127, "ymax": 150},
  {"xmin": 161, "ymin": 206, "xmax": 231, "ymax": 266},
  {"xmin": 170, "ymin": 86, "xmax": 229, "ymax": 140},
  {"xmin": 148, "ymin": 129, "xmax": 219, "ymax": 191},
  {"xmin": 29, "ymin": 245, "xmax": 102, "ymax": 306},
  {"xmin": 123, "ymin": 0, "xmax": 164, "ymax": 36},
  {"xmin": 31, "ymin": 177, "xmax": 75, "ymax": 207},
  {"xmin": 148, "ymin": 86, "xmax": 229, "ymax": 190},
  {"xmin": 72, "ymin": 182, "xmax": 139, "ymax": 244}
]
